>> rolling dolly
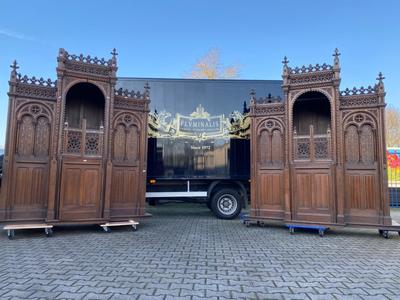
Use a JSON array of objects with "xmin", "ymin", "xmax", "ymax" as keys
[
  {"xmin": 286, "ymin": 224, "xmax": 328, "ymax": 237},
  {"xmin": 100, "ymin": 220, "xmax": 139, "ymax": 233},
  {"xmin": 3, "ymin": 224, "xmax": 54, "ymax": 239}
]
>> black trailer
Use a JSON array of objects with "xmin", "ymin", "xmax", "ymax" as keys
[{"xmin": 117, "ymin": 78, "xmax": 283, "ymax": 219}]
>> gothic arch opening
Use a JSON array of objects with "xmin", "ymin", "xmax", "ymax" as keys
[
  {"xmin": 65, "ymin": 82, "xmax": 105, "ymax": 130},
  {"xmin": 293, "ymin": 91, "xmax": 331, "ymax": 135}
]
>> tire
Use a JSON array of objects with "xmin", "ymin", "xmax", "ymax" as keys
[
  {"xmin": 206, "ymin": 201, "xmax": 212, "ymax": 210},
  {"xmin": 210, "ymin": 188, "xmax": 242, "ymax": 219}
]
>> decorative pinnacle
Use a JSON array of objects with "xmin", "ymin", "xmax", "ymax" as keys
[
  {"xmin": 250, "ymin": 89, "xmax": 256, "ymax": 98},
  {"xmin": 333, "ymin": 48, "xmax": 341, "ymax": 58},
  {"xmin": 144, "ymin": 82, "xmax": 150, "ymax": 97},
  {"xmin": 282, "ymin": 56, "xmax": 289, "ymax": 67},
  {"xmin": 111, "ymin": 48, "xmax": 118, "ymax": 58},
  {"xmin": 377, "ymin": 72, "xmax": 385, "ymax": 83},
  {"xmin": 10, "ymin": 60, "xmax": 19, "ymax": 72}
]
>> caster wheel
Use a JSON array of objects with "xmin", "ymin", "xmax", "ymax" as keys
[
  {"xmin": 245, "ymin": 221, "xmax": 251, "ymax": 227},
  {"xmin": 289, "ymin": 227, "xmax": 294, "ymax": 234},
  {"xmin": 132, "ymin": 226, "xmax": 137, "ymax": 232},
  {"xmin": 378, "ymin": 229, "xmax": 384, "ymax": 236},
  {"xmin": 103, "ymin": 227, "xmax": 111, "ymax": 233},
  {"xmin": 319, "ymin": 229, "xmax": 324, "ymax": 237},
  {"xmin": 259, "ymin": 222, "xmax": 265, "ymax": 228},
  {"xmin": 382, "ymin": 230, "xmax": 389, "ymax": 239},
  {"xmin": 7, "ymin": 230, "xmax": 14, "ymax": 240},
  {"xmin": 45, "ymin": 228, "xmax": 53, "ymax": 237}
]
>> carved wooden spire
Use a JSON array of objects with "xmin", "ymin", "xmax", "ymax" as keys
[
  {"xmin": 282, "ymin": 56, "xmax": 289, "ymax": 85},
  {"xmin": 10, "ymin": 60, "xmax": 19, "ymax": 82},
  {"xmin": 376, "ymin": 72, "xmax": 385, "ymax": 94},
  {"xmin": 333, "ymin": 48, "xmax": 340, "ymax": 67},
  {"xmin": 111, "ymin": 48, "xmax": 118, "ymax": 68},
  {"xmin": 250, "ymin": 89, "xmax": 256, "ymax": 105},
  {"xmin": 144, "ymin": 82, "xmax": 150, "ymax": 100}
]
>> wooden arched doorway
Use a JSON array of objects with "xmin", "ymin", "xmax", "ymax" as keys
[
  {"xmin": 59, "ymin": 82, "xmax": 106, "ymax": 221},
  {"xmin": 291, "ymin": 91, "xmax": 335, "ymax": 223}
]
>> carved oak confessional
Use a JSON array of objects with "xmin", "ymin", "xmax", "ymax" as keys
[
  {"xmin": 250, "ymin": 49, "xmax": 392, "ymax": 227},
  {"xmin": 0, "ymin": 49, "xmax": 150, "ymax": 224}
]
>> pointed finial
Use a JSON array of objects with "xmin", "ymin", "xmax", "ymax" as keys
[
  {"xmin": 333, "ymin": 48, "xmax": 341, "ymax": 67},
  {"xmin": 249, "ymin": 89, "xmax": 256, "ymax": 104},
  {"xmin": 111, "ymin": 48, "xmax": 118, "ymax": 58},
  {"xmin": 144, "ymin": 82, "xmax": 150, "ymax": 98},
  {"xmin": 377, "ymin": 72, "xmax": 385, "ymax": 83},
  {"xmin": 282, "ymin": 56, "xmax": 289, "ymax": 67},
  {"xmin": 333, "ymin": 48, "xmax": 341, "ymax": 58},
  {"xmin": 10, "ymin": 60, "xmax": 19, "ymax": 72}
]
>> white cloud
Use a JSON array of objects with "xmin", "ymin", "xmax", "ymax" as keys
[{"xmin": 0, "ymin": 28, "xmax": 35, "ymax": 42}]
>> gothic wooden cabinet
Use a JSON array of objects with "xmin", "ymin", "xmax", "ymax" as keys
[
  {"xmin": 250, "ymin": 49, "xmax": 392, "ymax": 227},
  {"xmin": 0, "ymin": 49, "xmax": 150, "ymax": 224}
]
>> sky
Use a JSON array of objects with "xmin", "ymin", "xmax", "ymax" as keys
[{"xmin": 0, "ymin": 0, "xmax": 399, "ymax": 148}]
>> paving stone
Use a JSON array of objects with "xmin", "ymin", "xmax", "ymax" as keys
[
  {"xmin": 82, "ymin": 292, "xmax": 113, "ymax": 300},
  {"xmin": 28, "ymin": 291, "xmax": 61, "ymax": 299},
  {"xmin": 0, "ymin": 203, "xmax": 399, "ymax": 299},
  {"xmin": 56, "ymin": 291, "xmax": 87, "ymax": 299}
]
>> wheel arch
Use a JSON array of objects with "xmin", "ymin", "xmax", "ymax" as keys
[{"xmin": 207, "ymin": 180, "xmax": 248, "ymax": 208}]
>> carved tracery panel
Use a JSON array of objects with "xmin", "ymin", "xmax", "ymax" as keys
[
  {"xmin": 113, "ymin": 113, "xmax": 140, "ymax": 163},
  {"xmin": 257, "ymin": 119, "xmax": 284, "ymax": 167},
  {"xmin": 344, "ymin": 113, "xmax": 376, "ymax": 165},
  {"xmin": 360, "ymin": 124, "xmax": 375, "ymax": 164},
  {"xmin": 345, "ymin": 125, "xmax": 359, "ymax": 163},
  {"xmin": 17, "ymin": 115, "xmax": 35, "ymax": 156},
  {"xmin": 34, "ymin": 117, "xmax": 50, "ymax": 157},
  {"xmin": 15, "ymin": 103, "xmax": 52, "ymax": 159},
  {"xmin": 126, "ymin": 126, "xmax": 139, "ymax": 162},
  {"xmin": 113, "ymin": 124, "xmax": 126, "ymax": 160}
]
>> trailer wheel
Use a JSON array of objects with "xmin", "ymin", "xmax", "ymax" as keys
[{"xmin": 211, "ymin": 188, "xmax": 242, "ymax": 220}]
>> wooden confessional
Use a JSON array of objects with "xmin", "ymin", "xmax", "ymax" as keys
[
  {"xmin": 250, "ymin": 49, "xmax": 392, "ymax": 227},
  {"xmin": 0, "ymin": 49, "xmax": 150, "ymax": 224}
]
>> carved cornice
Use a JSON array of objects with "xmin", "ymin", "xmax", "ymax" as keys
[
  {"xmin": 250, "ymin": 102, "xmax": 285, "ymax": 116},
  {"xmin": 288, "ymin": 70, "xmax": 334, "ymax": 86},
  {"xmin": 9, "ymin": 74, "xmax": 57, "ymax": 100},
  {"xmin": 58, "ymin": 48, "xmax": 116, "ymax": 79},
  {"xmin": 114, "ymin": 97, "xmax": 149, "ymax": 111},
  {"xmin": 290, "ymin": 63, "xmax": 333, "ymax": 74},
  {"xmin": 339, "ymin": 94, "xmax": 381, "ymax": 109},
  {"xmin": 339, "ymin": 85, "xmax": 383, "ymax": 109}
]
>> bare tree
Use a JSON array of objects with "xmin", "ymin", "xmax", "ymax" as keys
[
  {"xmin": 386, "ymin": 105, "xmax": 400, "ymax": 147},
  {"xmin": 186, "ymin": 48, "xmax": 239, "ymax": 79}
]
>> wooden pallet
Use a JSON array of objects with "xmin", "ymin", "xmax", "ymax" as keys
[
  {"xmin": 3, "ymin": 223, "xmax": 53, "ymax": 239},
  {"xmin": 100, "ymin": 220, "xmax": 139, "ymax": 233}
]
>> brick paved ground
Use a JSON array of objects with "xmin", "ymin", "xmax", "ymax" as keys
[{"xmin": 0, "ymin": 202, "xmax": 400, "ymax": 300}]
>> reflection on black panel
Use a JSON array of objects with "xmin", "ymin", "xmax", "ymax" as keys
[{"xmin": 147, "ymin": 138, "xmax": 249, "ymax": 179}]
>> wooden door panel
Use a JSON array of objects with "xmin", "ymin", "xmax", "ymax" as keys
[
  {"xmin": 293, "ymin": 170, "xmax": 333, "ymax": 223},
  {"xmin": 61, "ymin": 167, "xmax": 81, "ymax": 207},
  {"xmin": 82, "ymin": 169, "xmax": 101, "ymax": 206},
  {"xmin": 313, "ymin": 173, "xmax": 330, "ymax": 209},
  {"xmin": 255, "ymin": 171, "xmax": 284, "ymax": 219},
  {"xmin": 59, "ymin": 161, "xmax": 102, "ymax": 221},
  {"xmin": 345, "ymin": 172, "xmax": 379, "ymax": 224},
  {"xmin": 10, "ymin": 163, "xmax": 48, "ymax": 220},
  {"xmin": 110, "ymin": 166, "xmax": 142, "ymax": 218}
]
